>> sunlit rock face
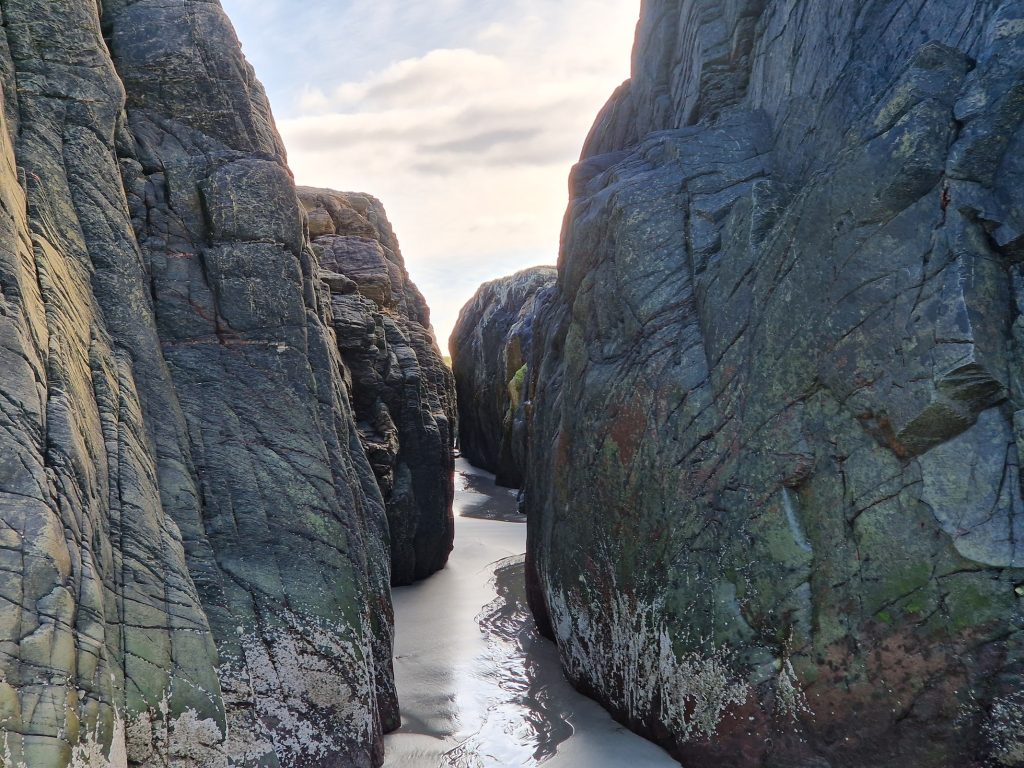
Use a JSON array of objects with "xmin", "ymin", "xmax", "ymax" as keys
[
  {"xmin": 450, "ymin": 267, "xmax": 557, "ymax": 488},
  {"xmin": 525, "ymin": 1, "xmax": 1024, "ymax": 766},
  {"xmin": 0, "ymin": 1, "xmax": 405, "ymax": 765},
  {"xmin": 298, "ymin": 187, "xmax": 457, "ymax": 586}
]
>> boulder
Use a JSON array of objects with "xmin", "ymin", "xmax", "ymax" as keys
[
  {"xmin": 525, "ymin": 3, "xmax": 1024, "ymax": 767},
  {"xmin": 300, "ymin": 187, "xmax": 457, "ymax": 586},
  {"xmin": 450, "ymin": 267, "xmax": 556, "ymax": 487},
  {"xmin": 0, "ymin": 2, "xmax": 422, "ymax": 765}
]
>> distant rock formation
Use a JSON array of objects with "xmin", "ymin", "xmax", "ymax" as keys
[
  {"xmin": 299, "ymin": 187, "xmax": 456, "ymax": 585},
  {"xmin": 450, "ymin": 267, "xmax": 556, "ymax": 487},
  {"xmin": 0, "ymin": 1, "xmax": 444, "ymax": 765},
  {"xmin": 519, "ymin": 2, "xmax": 1024, "ymax": 767}
]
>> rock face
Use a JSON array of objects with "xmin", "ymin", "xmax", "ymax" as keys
[
  {"xmin": 0, "ymin": 1, "xmax": 443, "ymax": 765},
  {"xmin": 298, "ymin": 187, "xmax": 456, "ymax": 585},
  {"xmin": 524, "ymin": 2, "xmax": 1024, "ymax": 767},
  {"xmin": 450, "ymin": 267, "xmax": 556, "ymax": 487}
]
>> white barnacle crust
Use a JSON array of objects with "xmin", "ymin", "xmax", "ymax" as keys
[
  {"xmin": 547, "ymin": 578, "xmax": 750, "ymax": 743},
  {"xmin": 985, "ymin": 691, "xmax": 1024, "ymax": 766},
  {"xmin": 220, "ymin": 607, "xmax": 378, "ymax": 764},
  {"xmin": 2, "ymin": 732, "xmax": 25, "ymax": 768},
  {"xmin": 3, "ymin": 710, "xmax": 129, "ymax": 768},
  {"xmin": 27, "ymin": 604, "xmax": 385, "ymax": 768},
  {"xmin": 774, "ymin": 658, "xmax": 811, "ymax": 722},
  {"xmin": 69, "ymin": 715, "xmax": 128, "ymax": 768},
  {"xmin": 128, "ymin": 698, "xmax": 237, "ymax": 768}
]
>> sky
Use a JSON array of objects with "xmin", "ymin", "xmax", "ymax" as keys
[{"xmin": 218, "ymin": 0, "xmax": 639, "ymax": 349}]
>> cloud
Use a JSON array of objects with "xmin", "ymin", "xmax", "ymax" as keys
[
  {"xmin": 333, "ymin": 48, "xmax": 506, "ymax": 109},
  {"xmin": 221, "ymin": 0, "xmax": 639, "ymax": 346},
  {"xmin": 297, "ymin": 85, "xmax": 331, "ymax": 112},
  {"xmin": 422, "ymin": 128, "xmax": 540, "ymax": 156}
]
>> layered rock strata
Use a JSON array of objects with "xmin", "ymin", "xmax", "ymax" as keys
[
  {"xmin": 524, "ymin": 2, "xmax": 1024, "ymax": 767},
  {"xmin": 450, "ymin": 267, "xmax": 556, "ymax": 487},
  {"xmin": 0, "ymin": 1, "xmax": 453, "ymax": 765},
  {"xmin": 298, "ymin": 187, "xmax": 456, "ymax": 585}
]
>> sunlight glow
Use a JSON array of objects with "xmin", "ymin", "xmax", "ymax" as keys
[{"xmin": 220, "ymin": 0, "xmax": 639, "ymax": 347}]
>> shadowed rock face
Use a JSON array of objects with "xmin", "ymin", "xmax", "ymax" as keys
[
  {"xmin": 298, "ymin": 187, "xmax": 456, "ymax": 586},
  {"xmin": 0, "ymin": 1, "xmax": 414, "ymax": 765},
  {"xmin": 524, "ymin": 2, "xmax": 1024, "ymax": 767},
  {"xmin": 450, "ymin": 267, "xmax": 556, "ymax": 488}
]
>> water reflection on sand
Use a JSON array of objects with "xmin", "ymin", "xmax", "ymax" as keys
[{"xmin": 383, "ymin": 460, "xmax": 680, "ymax": 767}]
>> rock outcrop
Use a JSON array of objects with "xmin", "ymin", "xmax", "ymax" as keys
[
  {"xmin": 450, "ymin": 267, "xmax": 556, "ymax": 487},
  {"xmin": 524, "ymin": 2, "xmax": 1024, "ymax": 767},
  {"xmin": 0, "ymin": 1, "xmax": 454, "ymax": 765},
  {"xmin": 298, "ymin": 187, "xmax": 456, "ymax": 585}
]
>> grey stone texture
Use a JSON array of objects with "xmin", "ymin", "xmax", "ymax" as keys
[
  {"xmin": 450, "ymin": 267, "xmax": 556, "ymax": 488},
  {"xmin": 0, "ymin": 1, "xmax": 453, "ymax": 766},
  {"xmin": 521, "ymin": 2, "xmax": 1024, "ymax": 766},
  {"xmin": 298, "ymin": 187, "xmax": 456, "ymax": 586}
]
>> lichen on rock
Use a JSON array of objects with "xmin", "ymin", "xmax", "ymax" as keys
[
  {"xmin": 0, "ymin": 0, "xmax": 432, "ymax": 765},
  {"xmin": 512, "ymin": 1, "xmax": 1024, "ymax": 766},
  {"xmin": 547, "ymin": 581, "xmax": 752, "ymax": 745}
]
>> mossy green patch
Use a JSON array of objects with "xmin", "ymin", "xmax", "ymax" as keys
[
  {"xmin": 942, "ymin": 572, "xmax": 1011, "ymax": 633},
  {"xmin": 513, "ymin": 364, "xmax": 528, "ymax": 387}
]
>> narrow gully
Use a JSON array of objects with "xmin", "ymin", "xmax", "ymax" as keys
[{"xmin": 383, "ymin": 459, "xmax": 681, "ymax": 767}]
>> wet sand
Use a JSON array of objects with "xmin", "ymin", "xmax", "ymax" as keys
[{"xmin": 383, "ymin": 459, "xmax": 681, "ymax": 767}]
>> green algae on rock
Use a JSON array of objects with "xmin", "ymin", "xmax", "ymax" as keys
[
  {"xmin": 0, "ymin": 1, "xmax": 448, "ymax": 765},
  {"xmin": 450, "ymin": 267, "xmax": 556, "ymax": 488},
  {"xmin": 513, "ymin": 2, "xmax": 1024, "ymax": 767}
]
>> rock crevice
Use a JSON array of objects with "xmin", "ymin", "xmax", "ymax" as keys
[
  {"xmin": 450, "ymin": 267, "xmax": 556, "ymax": 488},
  {"xmin": 450, "ymin": 2, "xmax": 1024, "ymax": 767},
  {"xmin": 0, "ymin": 1, "xmax": 452, "ymax": 766},
  {"xmin": 299, "ymin": 187, "xmax": 456, "ymax": 586}
]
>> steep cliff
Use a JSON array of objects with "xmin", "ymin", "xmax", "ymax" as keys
[
  {"xmin": 450, "ymin": 267, "xmax": 556, "ymax": 487},
  {"xmin": 525, "ymin": 2, "xmax": 1024, "ymax": 767},
  {"xmin": 298, "ymin": 187, "xmax": 456, "ymax": 585},
  {"xmin": 0, "ymin": 1, "xmax": 444, "ymax": 765}
]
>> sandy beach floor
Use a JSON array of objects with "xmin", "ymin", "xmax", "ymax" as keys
[{"xmin": 383, "ymin": 459, "xmax": 680, "ymax": 767}]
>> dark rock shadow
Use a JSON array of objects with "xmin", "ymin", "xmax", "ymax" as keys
[{"xmin": 456, "ymin": 466, "xmax": 524, "ymax": 523}]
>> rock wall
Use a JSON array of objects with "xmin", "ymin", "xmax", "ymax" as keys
[
  {"xmin": 450, "ymin": 267, "xmax": 556, "ymax": 487},
  {"xmin": 0, "ymin": 1, "xmax": 447, "ymax": 765},
  {"xmin": 525, "ymin": 2, "xmax": 1024, "ymax": 767},
  {"xmin": 298, "ymin": 187, "xmax": 456, "ymax": 585}
]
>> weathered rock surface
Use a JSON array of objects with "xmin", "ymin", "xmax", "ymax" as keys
[
  {"xmin": 298, "ymin": 187, "xmax": 456, "ymax": 586},
  {"xmin": 450, "ymin": 267, "xmax": 556, "ymax": 487},
  {"xmin": 524, "ymin": 2, "xmax": 1024, "ymax": 767},
  {"xmin": 0, "ymin": 1, "xmax": 420, "ymax": 765}
]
